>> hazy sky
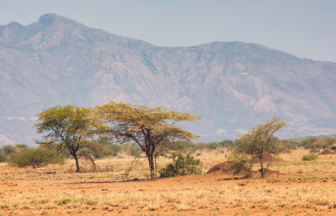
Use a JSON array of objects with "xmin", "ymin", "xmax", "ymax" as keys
[{"xmin": 0, "ymin": 0, "xmax": 335, "ymax": 62}]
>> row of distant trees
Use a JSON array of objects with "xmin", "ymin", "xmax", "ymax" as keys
[
  {"xmin": 2, "ymin": 125, "xmax": 334, "ymax": 164},
  {"xmin": 2, "ymin": 128, "xmax": 333, "ymax": 156}
]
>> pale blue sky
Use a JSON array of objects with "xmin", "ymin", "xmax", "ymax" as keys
[{"xmin": 0, "ymin": 0, "xmax": 335, "ymax": 62}]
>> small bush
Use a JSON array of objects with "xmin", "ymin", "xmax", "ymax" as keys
[
  {"xmin": 9, "ymin": 148, "xmax": 65, "ymax": 168},
  {"xmin": 31, "ymin": 199, "xmax": 50, "ymax": 205},
  {"xmin": 159, "ymin": 153, "xmax": 203, "ymax": 178},
  {"xmin": 0, "ymin": 153, "xmax": 7, "ymax": 162},
  {"xmin": 302, "ymin": 154, "xmax": 319, "ymax": 161}
]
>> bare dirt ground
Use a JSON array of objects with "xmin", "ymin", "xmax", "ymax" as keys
[{"xmin": 1, "ymin": 148, "xmax": 336, "ymax": 216}]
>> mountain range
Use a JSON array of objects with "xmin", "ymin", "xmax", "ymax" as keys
[{"xmin": 1, "ymin": 13, "xmax": 336, "ymax": 146}]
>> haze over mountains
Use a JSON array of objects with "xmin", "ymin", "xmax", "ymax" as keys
[{"xmin": 1, "ymin": 14, "xmax": 336, "ymax": 146}]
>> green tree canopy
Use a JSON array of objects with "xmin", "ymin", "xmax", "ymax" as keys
[
  {"xmin": 95, "ymin": 101, "xmax": 201, "ymax": 179},
  {"xmin": 34, "ymin": 105, "xmax": 102, "ymax": 172}
]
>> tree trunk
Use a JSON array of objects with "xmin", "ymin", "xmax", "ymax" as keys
[
  {"xmin": 260, "ymin": 155, "xmax": 264, "ymax": 178},
  {"xmin": 147, "ymin": 154, "xmax": 155, "ymax": 180},
  {"xmin": 74, "ymin": 154, "xmax": 80, "ymax": 172}
]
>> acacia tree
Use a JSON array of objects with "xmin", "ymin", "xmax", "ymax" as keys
[
  {"xmin": 95, "ymin": 101, "xmax": 201, "ymax": 179},
  {"xmin": 34, "ymin": 105, "xmax": 102, "ymax": 172},
  {"xmin": 232, "ymin": 116, "xmax": 288, "ymax": 178}
]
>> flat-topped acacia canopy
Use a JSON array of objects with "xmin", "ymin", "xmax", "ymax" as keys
[{"xmin": 95, "ymin": 101, "xmax": 201, "ymax": 179}]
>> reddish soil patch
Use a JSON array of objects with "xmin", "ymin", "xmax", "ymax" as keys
[{"xmin": 319, "ymin": 148, "xmax": 336, "ymax": 155}]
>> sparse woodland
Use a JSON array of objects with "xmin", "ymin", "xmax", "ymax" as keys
[{"xmin": 1, "ymin": 103, "xmax": 336, "ymax": 215}]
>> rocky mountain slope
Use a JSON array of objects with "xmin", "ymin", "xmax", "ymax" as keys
[{"xmin": 1, "ymin": 14, "xmax": 336, "ymax": 145}]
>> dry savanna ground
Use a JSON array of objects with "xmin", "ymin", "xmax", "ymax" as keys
[{"xmin": 1, "ymin": 148, "xmax": 336, "ymax": 216}]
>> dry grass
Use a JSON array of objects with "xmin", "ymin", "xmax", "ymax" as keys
[
  {"xmin": 2, "ymin": 182, "xmax": 336, "ymax": 211},
  {"xmin": 1, "ymin": 147, "xmax": 336, "ymax": 215}
]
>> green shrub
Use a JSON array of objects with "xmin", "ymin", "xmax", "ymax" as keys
[
  {"xmin": 284, "ymin": 142, "xmax": 298, "ymax": 150},
  {"xmin": 31, "ymin": 199, "xmax": 50, "ymax": 205},
  {"xmin": 176, "ymin": 141, "xmax": 196, "ymax": 150},
  {"xmin": 219, "ymin": 140, "xmax": 234, "ymax": 147},
  {"xmin": 0, "ymin": 153, "xmax": 7, "ymax": 162},
  {"xmin": 159, "ymin": 153, "xmax": 203, "ymax": 178},
  {"xmin": 193, "ymin": 143, "xmax": 206, "ymax": 151},
  {"xmin": 309, "ymin": 148, "xmax": 320, "ymax": 153},
  {"xmin": 57, "ymin": 198, "xmax": 72, "ymax": 206},
  {"xmin": 208, "ymin": 142, "xmax": 220, "ymax": 149},
  {"xmin": 107, "ymin": 144, "xmax": 122, "ymax": 157},
  {"xmin": 9, "ymin": 148, "xmax": 65, "ymax": 168},
  {"xmin": 15, "ymin": 144, "xmax": 29, "ymax": 149},
  {"xmin": 302, "ymin": 154, "xmax": 319, "ymax": 161},
  {"xmin": 90, "ymin": 138, "xmax": 122, "ymax": 157},
  {"xmin": 324, "ymin": 137, "xmax": 336, "ymax": 146},
  {"xmin": 1, "ymin": 145, "xmax": 18, "ymax": 155},
  {"xmin": 264, "ymin": 137, "xmax": 286, "ymax": 154},
  {"xmin": 94, "ymin": 141, "xmax": 122, "ymax": 157},
  {"xmin": 300, "ymin": 137, "xmax": 319, "ymax": 149},
  {"xmin": 128, "ymin": 145, "xmax": 141, "ymax": 156},
  {"xmin": 39, "ymin": 142, "xmax": 72, "ymax": 158}
]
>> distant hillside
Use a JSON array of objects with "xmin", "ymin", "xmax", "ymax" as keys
[{"xmin": 1, "ymin": 13, "xmax": 336, "ymax": 146}]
